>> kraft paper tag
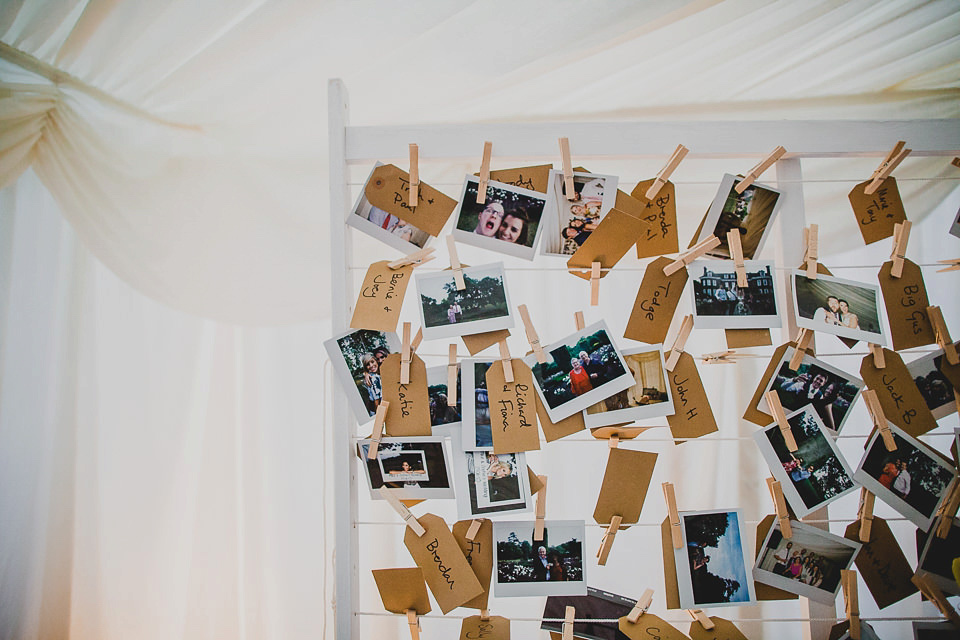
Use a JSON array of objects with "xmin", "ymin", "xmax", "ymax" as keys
[
  {"xmin": 624, "ymin": 256, "xmax": 689, "ymax": 344},
  {"xmin": 848, "ymin": 177, "xmax": 906, "ymax": 245},
  {"xmin": 486, "ymin": 359, "xmax": 540, "ymax": 453},
  {"xmin": 380, "ymin": 353, "xmax": 432, "ymax": 436},
  {"xmin": 725, "ymin": 328, "xmax": 772, "ymax": 349},
  {"xmin": 593, "ymin": 448, "xmax": 658, "ymax": 526},
  {"xmin": 687, "ymin": 618, "xmax": 749, "ymax": 640},
  {"xmin": 535, "ymin": 392, "xmax": 585, "ymax": 442},
  {"xmin": 661, "ymin": 518, "xmax": 681, "ymax": 609},
  {"xmin": 632, "ymin": 179, "xmax": 679, "ymax": 258},
  {"xmin": 754, "ymin": 515, "xmax": 798, "ymax": 601},
  {"xmin": 452, "ymin": 519, "xmax": 494, "ymax": 611},
  {"xmin": 462, "ymin": 329, "xmax": 512, "ymax": 356},
  {"xmin": 372, "ymin": 567, "xmax": 432, "ymax": 614},
  {"xmin": 843, "ymin": 516, "xmax": 917, "ymax": 609},
  {"xmin": 349, "ymin": 260, "xmax": 412, "ymax": 332},
  {"xmin": 619, "ymin": 614, "xmax": 690, "ymax": 640},
  {"xmin": 860, "ymin": 348, "xmax": 937, "ymax": 438},
  {"xmin": 475, "ymin": 164, "xmax": 552, "ymax": 193},
  {"xmin": 364, "ymin": 164, "xmax": 457, "ymax": 237},
  {"xmin": 528, "ymin": 466, "xmax": 546, "ymax": 494},
  {"xmin": 666, "ymin": 352, "xmax": 718, "ymax": 443},
  {"xmin": 743, "ymin": 342, "xmax": 812, "ymax": 426},
  {"xmin": 460, "ymin": 615, "xmax": 510, "ymax": 640},
  {"xmin": 878, "ymin": 258, "xmax": 936, "ymax": 351},
  {"xmin": 568, "ymin": 190, "xmax": 654, "ymax": 280},
  {"xmin": 404, "ymin": 513, "xmax": 484, "ymax": 614}
]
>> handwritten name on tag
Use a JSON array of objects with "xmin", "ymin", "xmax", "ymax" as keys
[
  {"xmin": 687, "ymin": 617, "xmax": 748, "ymax": 640},
  {"xmin": 460, "ymin": 615, "xmax": 511, "ymax": 640},
  {"xmin": 625, "ymin": 256, "xmax": 688, "ymax": 344},
  {"xmin": 860, "ymin": 348, "xmax": 937, "ymax": 438},
  {"xmin": 619, "ymin": 614, "xmax": 689, "ymax": 640},
  {"xmin": 364, "ymin": 164, "xmax": 457, "ymax": 237},
  {"xmin": 878, "ymin": 258, "xmax": 935, "ymax": 350},
  {"xmin": 848, "ymin": 177, "xmax": 906, "ymax": 245},
  {"xmin": 405, "ymin": 513, "xmax": 484, "ymax": 614},
  {"xmin": 483, "ymin": 165, "xmax": 552, "ymax": 193},
  {"xmin": 486, "ymin": 360, "xmax": 540, "ymax": 454},
  {"xmin": 380, "ymin": 353, "xmax": 432, "ymax": 436},
  {"xmin": 632, "ymin": 179, "xmax": 679, "ymax": 258},
  {"xmin": 843, "ymin": 517, "xmax": 917, "ymax": 609},
  {"xmin": 666, "ymin": 352, "xmax": 718, "ymax": 442},
  {"xmin": 350, "ymin": 260, "xmax": 411, "ymax": 332},
  {"xmin": 452, "ymin": 519, "xmax": 493, "ymax": 611}
]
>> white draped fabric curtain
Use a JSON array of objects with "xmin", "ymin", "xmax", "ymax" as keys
[{"xmin": 0, "ymin": 1, "xmax": 958, "ymax": 639}]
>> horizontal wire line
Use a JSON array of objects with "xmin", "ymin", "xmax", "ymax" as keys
[
  {"xmin": 346, "ymin": 176, "xmax": 960, "ymax": 187},
  {"xmin": 346, "ymin": 263, "xmax": 957, "ymax": 272},
  {"xmin": 350, "ymin": 431, "xmax": 958, "ymax": 444},
  {"xmin": 355, "ymin": 516, "xmax": 912, "ymax": 527},
  {"xmin": 356, "ymin": 611, "xmax": 950, "ymax": 623}
]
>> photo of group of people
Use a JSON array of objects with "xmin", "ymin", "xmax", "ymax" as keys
[
  {"xmin": 793, "ymin": 271, "xmax": 885, "ymax": 343},
  {"xmin": 357, "ymin": 437, "xmax": 454, "ymax": 500},
  {"xmin": 690, "ymin": 261, "xmax": 781, "ymax": 328},
  {"xmin": 696, "ymin": 174, "xmax": 782, "ymax": 260},
  {"xmin": 324, "ymin": 328, "xmax": 398, "ymax": 423},
  {"xmin": 453, "ymin": 178, "xmax": 548, "ymax": 260},
  {"xmin": 347, "ymin": 163, "xmax": 431, "ymax": 252},
  {"xmin": 543, "ymin": 170, "xmax": 617, "ymax": 256},
  {"xmin": 584, "ymin": 347, "xmax": 673, "ymax": 428},
  {"xmin": 907, "ymin": 350, "xmax": 958, "ymax": 419},
  {"xmin": 416, "ymin": 263, "xmax": 513, "ymax": 340},
  {"xmin": 675, "ymin": 510, "xmax": 754, "ymax": 608},
  {"xmin": 493, "ymin": 521, "xmax": 587, "ymax": 596}
]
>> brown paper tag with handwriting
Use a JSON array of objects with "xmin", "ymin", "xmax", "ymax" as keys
[
  {"xmin": 380, "ymin": 353, "xmax": 432, "ymax": 436},
  {"xmin": 535, "ymin": 392, "xmax": 585, "ymax": 442},
  {"xmin": 404, "ymin": 513, "xmax": 484, "ymax": 614},
  {"xmin": 461, "ymin": 615, "xmax": 510, "ymax": 640},
  {"xmin": 350, "ymin": 260, "xmax": 411, "ymax": 332},
  {"xmin": 661, "ymin": 517, "xmax": 681, "ymax": 609},
  {"xmin": 754, "ymin": 515, "xmax": 798, "ymax": 601},
  {"xmin": 725, "ymin": 328, "xmax": 772, "ymax": 349},
  {"xmin": 666, "ymin": 352, "xmax": 718, "ymax": 442},
  {"xmin": 372, "ymin": 567, "xmax": 432, "ymax": 614},
  {"xmin": 593, "ymin": 448, "xmax": 658, "ymax": 526},
  {"xmin": 486, "ymin": 359, "xmax": 540, "ymax": 453},
  {"xmin": 475, "ymin": 165, "xmax": 552, "ymax": 194},
  {"xmin": 860, "ymin": 348, "xmax": 937, "ymax": 438},
  {"xmin": 848, "ymin": 177, "xmax": 907, "ymax": 245},
  {"xmin": 687, "ymin": 618, "xmax": 749, "ymax": 640},
  {"xmin": 452, "ymin": 519, "xmax": 493, "ymax": 611},
  {"xmin": 632, "ymin": 179, "xmax": 679, "ymax": 258},
  {"xmin": 462, "ymin": 329, "xmax": 512, "ymax": 356},
  {"xmin": 843, "ymin": 516, "xmax": 917, "ymax": 609},
  {"xmin": 878, "ymin": 259, "xmax": 935, "ymax": 351},
  {"xmin": 364, "ymin": 164, "xmax": 457, "ymax": 237},
  {"xmin": 619, "ymin": 614, "xmax": 690, "ymax": 640},
  {"xmin": 625, "ymin": 256, "xmax": 689, "ymax": 344},
  {"xmin": 568, "ymin": 190, "xmax": 654, "ymax": 280}
]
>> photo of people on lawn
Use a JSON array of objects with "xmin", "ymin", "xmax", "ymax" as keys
[
  {"xmin": 494, "ymin": 521, "xmax": 586, "ymax": 596},
  {"xmin": 763, "ymin": 348, "xmax": 863, "ymax": 432},
  {"xmin": 416, "ymin": 263, "xmax": 513, "ymax": 340},
  {"xmin": 691, "ymin": 261, "xmax": 780, "ymax": 328}
]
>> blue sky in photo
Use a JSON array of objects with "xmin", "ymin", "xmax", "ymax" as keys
[{"xmin": 706, "ymin": 512, "xmax": 750, "ymax": 603}]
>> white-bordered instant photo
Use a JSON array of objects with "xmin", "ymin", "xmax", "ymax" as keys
[
  {"xmin": 452, "ymin": 177, "xmax": 549, "ymax": 260},
  {"xmin": 913, "ymin": 620, "xmax": 960, "ymax": 639},
  {"xmin": 753, "ymin": 520, "xmax": 861, "ymax": 604},
  {"xmin": 524, "ymin": 321, "xmax": 633, "ymax": 423},
  {"xmin": 461, "ymin": 359, "xmax": 494, "ymax": 451},
  {"xmin": 452, "ymin": 450, "xmax": 533, "ymax": 519},
  {"xmin": 345, "ymin": 163, "xmax": 432, "ymax": 252},
  {"xmin": 674, "ymin": 509, "xmax": 756, "ymax": 609},
  {"xmin": 791, "ymin": 270, "xmax": 886, "ymax": 345},
  {"xmin": 757, "ymin": 346, "xmax": 864, "ymax": 434},
  {"xmin": 493, "ymin": 520, "xmax": 587, "ymax": 597},
  {"xmin": 357, "ymin": 436, "xmax": 454, "ymax": 500},
  {"xmin": 753, "ymin": 404, "xmax": 858, "ymax": 519},
  {"xmin": 836, "ymin": 622, "xmax": 881, "ymax": 640},
  {"xmin": 416, "ymin": 262, "xmax": 514, "ymax": 341},
  {"xmin": 689, "ymin": 260, "xmax": 782, "ymax": 329},
  {"xmin": 426, "ymin": 364, "xmax": 462, "ymax": 432},
  {"xmin": 916, "ymin": 518, "xmax": 960, "ymax": 596},
  {"xmin": 583, "ymin": 344, "xmax": 674, "ymax": 429},
  {"xmin": 323, "ymin": 327, "xmax": 399, "ymax": 424},
  {"xmin": 853, "ymin": 422, "xmax": 957, "ymax": 530},
  {"xmin": 541, "ymin": 169, "xmax": 618, "ymax": 256},
  {"xmin": 906, "ymin": 349, "xmax": 958, "ymax": 420},
  {"xmin": 695, "ymin": 173, "xmax": 782, "ymax": 260}
]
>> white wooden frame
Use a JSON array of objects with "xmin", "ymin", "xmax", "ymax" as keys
[{"xmin": 328, "ymin": 77, "xmax": 960, "ymax": 640}]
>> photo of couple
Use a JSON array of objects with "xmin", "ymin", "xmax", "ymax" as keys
[
  {"xmin": 764, "ymin": 349, "xmax": 863, "ymax": 432},
  {"xmin": 690, "ymin": 261, "xmax": 780, "ymax": 328},
  {"xmin": 543, "ymin": 170, "xmax": 617, "ymax": 256},
  {"xmin": 416, "ymin": 263, "xmax": 513, "ymax": 340},
  {"xmin": 453, "ymin": 449, "xmax": 532, "ymax": 519},
  {"xmin": 494, "ymin": 521, "xmax": 586, "ymax": 596},
  {"xmin": 793, "ymin": 271, "xmax": 884, "ymax": 343},
  {"xmin": 453, "ymin": 177, "xmax": 548, "ymax": 259},
  {"xmin": 676, "ymin": 510, "xmax": 754, "ymax": 608},
  {"xmin": 324, "ymin": 328, "xmax": 397, "ymax": 422}
]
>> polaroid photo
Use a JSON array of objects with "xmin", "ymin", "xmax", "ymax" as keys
[
  {"xmin": 426, "ymin": 364, "xmax": 462, "ymax": 432},
  {"xmin": 835, "ymin": 621, "xmax": 881, "ymax": 640},
  {"xmin": 323, "ymin": 328, "xmax": 399, "ymax": 424},
  {"xmin": 916, "ymin": 518, "xmax": 960, "ymax": 596},
  {"xmin": 753, "ymin": 404, "xmax": 858, "ymax": 519},
  {"xmin": 675, "ymin": 509, "xmax": 756, "ymax": 609},
  {"xmin": 452, "ymin": 450, "xmax": 533, "ymax": 519},
  {"xmin": 345, "ymin": 163, "xmax": 432, "ymax": 253},
  {"xmin": 753, "ymin": 520, "xmax": 860, "ymax": 604},
  {"xmin": 452, "ymin": 177, "xmax": 549, "ymax": 260},
  {"xmin": 854, "ymin": 423, "xmax": 957, "ymax": 530},
  {"xmin": 914, "ymin": 621, "xmax": 960, "ymax": 639},
  {"xmin": 689, "ymin": 260, "xmax": 782, "ymax": 329},
  {"xmin": 583, "ymin": 345, "xmax": 674, "ymax": 429},
  {"xmin": 791, "ymin": 270, "xmax": 886, "ymax": 345},
  {"xmin": 541, "ymin": 170, "xmax": 618, "ymax": 256},
  {"xmin": 540, "ymin": 587, "xmax": 636, "ymax": 640},
  {"xmin": 757, "ymin": 346, "xmax": 864, "ymax": 434},
  {"xmin": 493, "ymin": 520, "xmax": 587, "ymax": 597},
  {"xmin": 357, "ymin": 436, "xmax": 454, "ymax": 500},
  {"xmin": 461, "ymin": 360, "xmax": 494, "ymax": 451},
  {"xmin": 906, "ymin": 349, "xmax": 958, "ymax": 420},
  {"xmin": 695, "ymin": 173, "xmax": 782, "ymax": 260},
  {"xmin": 416, "ymin": 263, "xmax": 514, "ymax": 341},
  {"xmin": 524, "ymin": 321, "xmax": 633, "ymax": 424}
]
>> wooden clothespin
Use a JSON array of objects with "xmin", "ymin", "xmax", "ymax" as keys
[
  {"xmin": 590, "ymin": 262, "xmax": 601, "ymax": 306},
  {"xmin": 408, "ymin": 143, "xmax": 419, "ymax": 208},
  {"xmin": 388, "ymin": 247, "xmax": 436, "ymax": 269},
  {"xmin": 378, "ymin": 486, "xmax": 426, "ymax": 536},
  {"xmin": 663, "ymin": 482, "xmax": 682, "ymax": 549},
  {"xmin": 766, "ymin": 478, "xmax": 793, "ymax": 539},
  {"xmin": 912, "ymin": 573, "xmax": 960, "ymax": 627},
  {"xmin": 936, "ymin": 258, "xmax": 960, "ymax": 272},
  {"xmin": 665, "ymin": 315, "xmax": 694, "ymax": 372},
  {"xmin": 498, "ymin": 339, "xmax": 514, "ymax": 384},
  {"xmin": 562, "ymin": 606, "xmax": 575, "ymax": 640},
  {"xmin": 465, "ymin": 518, "xmax": 482, "ymax": 541},
  {"xmin": 446, "ymin": 235, "xmax": 466, "ymax": 290},
  {"xmin": 480, "ymin": 609, "xmax": 490, "ymax": 622},
  {"xmin": 734, "ymin": 146, "xmax": 786, "ymax": 194},
  {"xmin": 927, "ymin": 306, "xmax": 959, "ymax": 365},
  {"xmin": 935, "ymin": 480, "xmax": 960, "ymax": 539},
  {"xmin": 559, "ymin": 137, "xmax": 575, "ymax": 200},
  {"xmin": 518, "ymin": 304, "xmax": 546, "ymax": 363},
  {"xmin": 788, "ymin": 328, "xmax": 813, "ymax": 371},
  {"xmin": 626, "ymin": 589, "xmax": 654, "ymax": 624},
  {"xmin": 406, "ymin": 609, "xmax": 421, "ymax": 640},
  {"xmin": 400, "ymin": 323, "xmax": 412, "ymax": 385},
  {"xmin": 574, "ymin": 311, "xmax": 585, "ymax": 331},
  {"xmin": 803, "ymin": 224, "xmax": 819, "ymax": 279},
  {"xmin": 701, "ymin": 350, "xmax": 741, "ymax": 364},
  {"xmin": 596, "ymin": 515, "xmax": 622, "ymax": 565},
  {"xmin": 645, "ymin": 145, "xmax": 689, "ymax": 201},
  {"xmin": 869, "ymin": 343, "xmax": 885, "ymax": 369},
  {"xmin": 952, "ymin": 157, "xmax": 960, "ymax": 169},
  {"xmin": 608, "ymin": 432, "xmax": 619, "ymax": 449},
  {"xmin": 858, "ymin": 488, "xmax": 875, "ymax": 543},
  {"xmin": 687, "ymin": 609, "xmax": 714, "ymax": 630},
  {"xmin": 865, "ymin": 141, "xmax": 911, "ymax": 195},
  {"xmin": 367, "ymin": 401, "xmax": 390, "ymax": 459},
  {"xmin": 477, "ymin": 141, "xmax": 492, "ymax": 204},
  {"xmin": 447, "ymin": 344, "xmax": 458, "ymax": 406},
  {"xmin": 862, "ymin": 389, "xmax": 896, "ymax": 451},
  {"xmin": 727, "ymin": 230, "xmax": 747, "ymax": 287},
  {"xmin": 765, "ymin": 391, "xmax": 798, "ymax": 452},
  {"xmin": 534, "ymin": 475, "xmax": 547, "ymax": 541},
  {"xmin": 889, "ymin": 221, "xmax": 911, "ymax": 278},
  {"xmin": 663, "ymin": 235, "xmax": 722, "ymax": 276},
  {"xmin": 411, "ymin": 327, "xmax": 423, "ymax": 353},
  {"xmin": 842, "ymin": 570, "xmax": 860, "ymax": 640}
]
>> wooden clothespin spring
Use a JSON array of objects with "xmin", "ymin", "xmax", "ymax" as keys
[
  {"xmin": 387, "ymin": 247, "xmax": 436, "ymax": 270},
  {"xmin": 663, "ymin": 482, "xmax": 682, "ymax": 549},
  {"xmin": 788, "ymin": 328, "xmax": 813, "ymax": 371},
  {"xmin": 400, "ymin": 323, "xmax": 412, "ymax": 385},
  {"xmin": 734, "ymin": 146, "xmax": 786, "ymax": 194},
  {"xmin": 858, "ymin": 488, "xmax": 875, "ymax": 543},
  {"xmin": 406, "ymin": 609, "xmax": 421, "ymax": 640},
  {"xmin": 498, "ymin": 339, "xmax": 514, "ymax": 384},
  {"xmin": 863, "ymin": 389, "xmax": 896, "ymax": 451},
  {"xmin": 766, "ymin": 477, "xmax": 792, "ymax": 539},
  {"xmin": 518, "ymin": 304, "xmax": 546, "ymax": 363},
  {"xmin": 890, "ymin": 221, "xmax": 911, "ymax": 278},
  {"xmin": 626, "ymin": 589, "xmax": 654, "ymax": 624},
  {"xmin": 562, "ymin": 606, "xmax": 575, "ymax": 640},
  {"xmin": 665, "ymin": 315, "xmax": 694, "ymax": 372},
  {"xmin": 596, "ymin": 515, "xmax": 622, "ymax": 565},
  {"xmin": 378, "ymin": 487, "xmax": 426, "ymax": 536},
  {"xmin": 534, "ymin": 475, "xmax": 547, "ymax": 541},
  {"xmin": 765, "ymin": 391, "xmax": 798, "ymax": 452},
  {"xmin": 663, "ymin": 236, "xmax": 721, "ymax": 276},
  {"xmin": 446, "ymin": 235, "xmax": 466, "ymax": 291},
  {"xmin": 865, "ymin": 141, "xmax": 911, "ymax": 196},
  {"xmin": 590, "ymin": 262, "xmax": 601, "ymax": 306},
  {"xmin": 367, "ymin": 401, "xmax": 390, "ymax": 459},
  {"xmin": 727, "ymin": 229, "xmax": 747, "ymax": 287},
  {"xmin": 408, "ymin": 144, "xmax": 419, "ymax": 208},
  {"xmin": 559, "ymin": 137, "xmax": 575, "ymax": 201},
  {"xmin": 927, "ymin": 306, "xmax": 959, "ymax": 365},
  {"xmin": 645, "ymin": 145, "xmax": 688, "ymax": 201},
  {"xmin": 842, "ymin": 570, "xmax": 860, "ymax": 640},
  {"xmin": 869, "ymin": 344, "xmax": 885, "ymax": 369},
  {"xmin": 803, "ymin": 224, "xmax": 819, "ymax": 279},
  {"xmin": 465, "ymin": 518, "xmax": 482, "ymax": 541},
  {"xmin": 687, "ymin": 609, "xmax": 714, "ymax": 630},
  {"xmin": 477, "ymin": 141, "xmax": 492, "ymax": 204}
]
